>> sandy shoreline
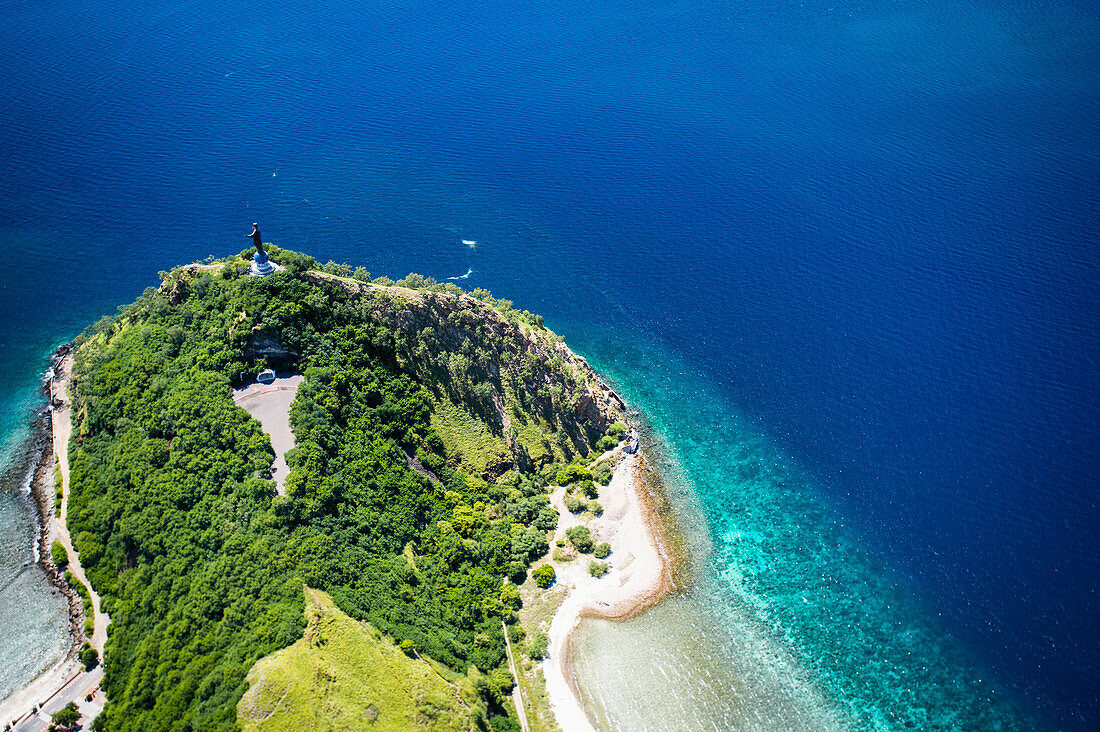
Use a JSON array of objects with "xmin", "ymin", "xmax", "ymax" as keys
[{"xmin": 542, "ymin": 448, "xmax": 676, "ymax": 732}]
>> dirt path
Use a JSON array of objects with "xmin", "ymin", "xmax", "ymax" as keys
[
  {"xmin": 502, "ymin": 620, "xmax": 531, "ymax": 732},
  {"xmin": 49, "ymin": 355, "xmax": 110, "ymax": 655}
]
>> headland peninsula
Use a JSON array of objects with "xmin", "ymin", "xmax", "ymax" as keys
[{"xmin": 1, "ymin": 246, "xmax": 677, "ymax": 732}]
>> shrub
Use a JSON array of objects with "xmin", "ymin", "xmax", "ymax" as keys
[
  {"xmin": 588, "ymin": 561, "xmax": 609, "ymax": 578},
  {"xmin": 398, "ymin": 272, "xmax": 427, "ymax": 289},
  {"xmin": 555, "ymin": 463, "xmax": 593, "ymax": 486},
  {"xmin": 593, "ymin": 542, "xmax": 611, "ymax": 559},
  {"xmin": 527, "ymin": 631, "xmax": 548, "ymax": 660},
  {"xmin": 532, "ymin": 564, "xmax": 556, "ymax": 589},
  {"xmin": 591, "ymin": 458, "xmax": 614, "ymax": 485},
  {"xmin": 565, "ymin": 526, "xmax": 594, "ymax": 554},
  {"xmin": 551, "ymin": 548, "xmax": 572, "ymax": 562},
  {"xmin": 506, "ymin": 562, "xmax": 528, "ymax": 585},
  {"xmin": 64, "ymin": 571, "xmax": 95, "ymax": 631},
  {"xmin": 53, "ymin": 466, "xmax": 63, "ymax": 513},
  {"xmin": 607, "ymin": 421, "xmax": 629, "ymax": 440},
  {"xmin": 51, "ymin": 701, "xmax": 80, "ymax": 727},
  {"xmin": 564, "ymin": 497, "xmax": 587, "ymax": 514},
  {"xmin": 79, "ymin": 643, "xmax": 99, "ymax": 670},
  {"xmin": 51, "ymin": 541, "xmax": 68, "ymax": 570},
  {"xmin": 265, "ymin": 244, "xmax": 316, "ymax": 272},
  {"xmin": 534, "ymin": 505, "xmax": 559, "ymax": 531},
  {"xmin": 322, "ymin": 261, "xmax": 353, "ymax": 277},
  {"xmin": 500, "ymin": 583, "xmax": 521, "ymax": 610},
  {"xmin": 489, "ymin": 714, "xmax": 521, "ymax": 732},
  {"xmin": 595, "ymin": 435, "xmax": 618, "ymax": 452},
  {"xmin": 399, "ymin": 639, "xmax": 417, "ymax": 656},
  {"xmin": 587, "ymin": 501, "xmax": 604, "ymax": 516},
  {"xmin": 580, "ymin": 480, "xmax": 599, "ymax": 499},
  {"xmin": 512, "ymin": 527, "xmax": 548, "ymax": 562}
]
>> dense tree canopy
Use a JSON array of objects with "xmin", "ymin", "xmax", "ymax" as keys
[{"xmin": 67, "ymin": 252, "xmax": 617, "ymax": 731}]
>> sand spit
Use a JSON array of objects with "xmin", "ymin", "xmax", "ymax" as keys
[{"xmin": 542, "ymin": 450, "xmax": 676, "ymax": 731}]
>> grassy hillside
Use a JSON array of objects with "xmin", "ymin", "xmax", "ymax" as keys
[{"xmin": 238, "ymin": 588, "xmax": 482, "ymax": 732}]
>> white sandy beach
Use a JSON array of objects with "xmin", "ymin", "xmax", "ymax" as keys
[{"xmin": 542, "ymin": 450, "xmax": 674, "ymax": 732}]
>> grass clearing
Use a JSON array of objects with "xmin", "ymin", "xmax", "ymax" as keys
[
  {"xmin": 430, "ymin": 398, "xmax": 511, "ymax": 477},
  {"xmin": 238, "ymin": 588, "xmax": 483, "ymax": 732}
]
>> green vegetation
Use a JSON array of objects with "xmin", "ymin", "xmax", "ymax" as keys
[
  {"xmin": 564, "ymin": 497, "xmax": 587, "ymax": 514},
  {"xmin": 80, "ymin": 642, "xmax": 100, "ymax": 671},
  {"xmin": 593, "ymin": 435, "xmax": 616, "ymax": 452},
  {"xmin": 587, "ymin": 501, "xmax": 603, "ymax": 517},
  {"xmin": 53, "ymin": 465, "xmax": 63, "ymax": 514},
  {"xmin": 65, "ymin": 252, "xmax": 619, "ymax": 731},
  {"xmin": 565, "ymin": 526, "xmax": 593, "ymax": 554},
  {"xmin": 532, "ymin": 565, "xmax": 556, "ymax": 589},
  {"xmin": 51, "ymin": 701, "xmax": 80, "ymax": 728},
  {"xmin": 590, "ymin": 421, "xmax": 628, "ymax": 458},
  {"xmin": 554, "ymin": 464, "xmax": 591, "ymax": 486},
  {"xmin": 526, "ymin": 632, "xmax": 548, "ymax": 661},
  {"xmin": 593, "ymin": 542, "xmax": 611, "ymax": 559},
  {"xmin": 51, "ymin": 540, "xmax": 68, "ymax": 570},
  {"xmin": 238, "ymin": 589, "xmax": 485, "ymax": 731},
  {"xmin": 587, "ymin": 562, "xmax": 609, "ymax": 578},
  {"xmin": 606, "ymin": 421, "xmax": 628, "ymax": 441},
  {"xmin": 590, "ymin": 459, "xmax": 613, "ymax": 486}
]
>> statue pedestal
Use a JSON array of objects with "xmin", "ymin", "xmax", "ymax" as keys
[{"xmin": 249, "ymin": 254, "xmax": 278, "ymax": 277}]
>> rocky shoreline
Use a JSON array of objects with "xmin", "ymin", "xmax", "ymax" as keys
[
  {"xmin": 0, "ymin": 345, "xmax": 109, "ymax": 731},
  {"xmin": 0, "ymin": 346, "xmax": 88, "ymax": 726},
  {"xmin": 33, "ymin": 345, "xmax": 85, "ymax": 660},
  {"xmin": 4, "ymin": 346, "xmax": 86, "ymax": 665}
]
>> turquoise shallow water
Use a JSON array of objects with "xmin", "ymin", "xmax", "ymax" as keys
[
  {"xmin": 0, "ymin": 405, "xmax": 69, "ymax": 703},
  {"xmin": 566, "ymin": 329, "xmax": 1029, "ymax": 730}
]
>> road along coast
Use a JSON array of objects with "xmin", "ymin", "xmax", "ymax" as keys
[{"xmin": 0, "ymin": 352, "xmax": 110, "ymax": 731}]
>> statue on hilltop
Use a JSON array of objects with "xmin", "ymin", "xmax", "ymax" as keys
[
  {"xmin": 246, "ymin": 222, "xmax": 276, "ymax": 276},
  {"xmin": 248, "ymin": 222, "xmax": 266, "ymax": 259}
]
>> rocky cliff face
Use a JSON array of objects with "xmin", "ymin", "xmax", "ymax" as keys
[{"xmin": 302, "ymin": 270, "xmax": 625, "ymax": 472}]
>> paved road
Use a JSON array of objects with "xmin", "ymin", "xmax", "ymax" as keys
[{"xmin": 10, "ymin": 666, "xmax": 103, "ymax": 732}]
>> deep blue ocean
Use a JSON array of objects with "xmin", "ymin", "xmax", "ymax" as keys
[{"xmin": 1, "ymin": 0, "xmax": 1096, "ymax": 727}]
